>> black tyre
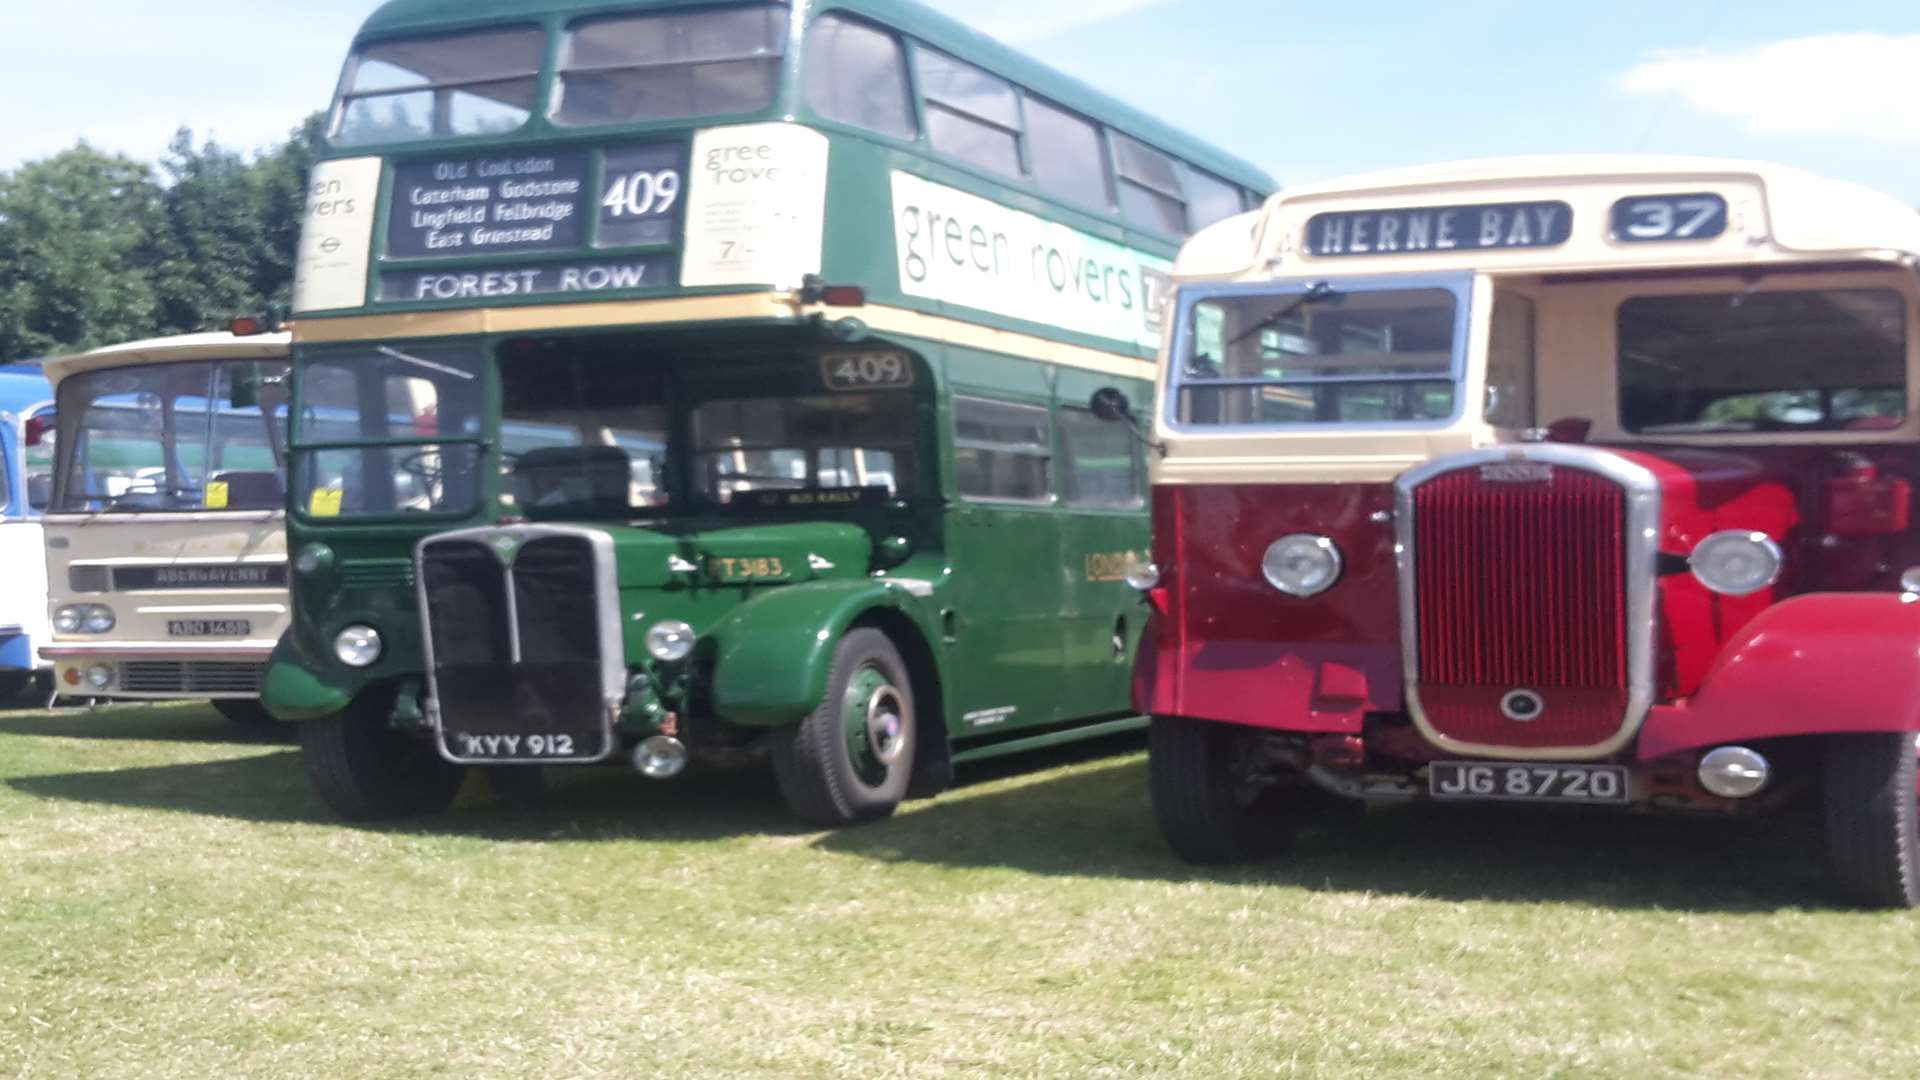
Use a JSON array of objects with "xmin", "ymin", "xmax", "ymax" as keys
[
  {"xmin": 299, "ymin": 690, "xmax": 466, "ymax": 821},
  {"xmin": 1824, "ymin": 733, "xmax": 1920, "ymax": 909},
  {"xmin": 771, "ymin": 627, "xmax": 915, "ymax": 827},
  {"xmin": 1149, "ymin": 714, "xmax": 1293, "ymax": 865},
  {"xmin": 0, "ymin": 670, "xmax": 47, "ymax": 708},
  {"xmin": 212, "ymin": 699, "xmax": 278, "ymax": 728}
]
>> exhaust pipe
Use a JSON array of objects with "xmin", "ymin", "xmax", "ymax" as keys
[{"xmin": 633, "ymin": 735, "xmax": 689, "ymax": 780}]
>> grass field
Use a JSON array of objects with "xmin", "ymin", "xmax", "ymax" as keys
[{"xmin": 2, "ymin": 702, "xmax": 1917, "ymax": 1079}]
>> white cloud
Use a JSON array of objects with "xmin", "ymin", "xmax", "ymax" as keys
[
  {"xmin": 1618, "ymin": 33, "xmax": 1920, "ymax": 144},
  {"xmin": 939, "ymin": 0, "xmax": 1177, "ymax": 43}
]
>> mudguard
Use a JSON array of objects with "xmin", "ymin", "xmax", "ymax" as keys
[
  {"xmin": 707, "ymin": 579, "xmax": 928, "ymax": 727},
  {"xmin": 1638, "ymin": 592, "xmax": 1920, "ymax": 760},
  {"xmin": 261, "ymin": 632, "xmax": 352, "ymax": 722}
]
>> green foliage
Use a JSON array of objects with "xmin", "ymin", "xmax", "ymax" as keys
[{"xmin": 0, "ymin": 114, "xmax": 324, "ymax": 362}]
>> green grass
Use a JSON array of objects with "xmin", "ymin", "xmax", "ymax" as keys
[{"xmin": 2, "ymin": 703, "xmax": 1917, "ymax": 1079}]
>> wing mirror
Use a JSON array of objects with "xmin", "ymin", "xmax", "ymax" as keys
[{"xmin": 1089, "ymin": 388, "xmax": 1165, "ymax": 458}]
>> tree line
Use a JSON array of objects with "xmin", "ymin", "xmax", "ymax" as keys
[{"xmin": 0, "ymin": 116, "xmax": 323, "ymax": 362}]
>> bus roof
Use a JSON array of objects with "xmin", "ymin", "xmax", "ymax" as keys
[
  {"xmin": 41, "ymin": 332, "xmax": 292, "ymax": 387},
  {"xmin": 352, "ymin": 0, "xmax": 1274, "ymax": 191},
  {"xmin": 1178, "ymin": 154, "xmax": 1920, "ymax": 281}
]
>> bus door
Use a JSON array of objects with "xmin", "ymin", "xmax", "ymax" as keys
[
  {"xmin": 1051, "ymin": 369, "xmax": 1150, "ymax": 721},
  {"xmin": 945, "ymin": 391, "xmax": 1066, "ymax": 734}
]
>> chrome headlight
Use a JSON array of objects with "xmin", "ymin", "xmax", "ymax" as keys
[
  {"xmin": 80, "ymin": 606, "xmax": 116, "ymax": 634},
  {"xmin": 1262, "ymin": 534, "xmax": 1344, "ymax": 598},
  {"xmin": 1689, "ymin": 531, "xmax": 1782, "ymax": 597},
  {"xmin": 84, "ymin": 664, "xmax": 116, "ymax": 691},
  {"xmin": 53, "ymin": 606, "xmax": 83, "ymax": 634},
  {"xmin": 334, "ymin": 625, "xmax": 384, "ymax": 668},
  {"xmin": 646, "ymin": 620, "xmax": 696, "ymax": 663}
]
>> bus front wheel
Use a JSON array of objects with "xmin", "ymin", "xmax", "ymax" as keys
[
  {"xmin": 772, "ymin": 628, "xmax": 916, "ymax": 827},
  {"xmin": 299, "ymin": 690, "xmax": 466, "ymax": 820},
  {"xmin": 1824, "ymin": 732, "xmax": 1920, "ymax": 908},
  {"xmin": 1150, "ymin": 715, "xmax": 1294, "ymax": 865}
]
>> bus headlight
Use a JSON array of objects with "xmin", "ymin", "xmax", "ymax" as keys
[
  {"xmin": 646, "ymin": 620, "xmax": 696, "ymax": 663},
  {"xmin": 1262, "ymin": 534, "xmax": 1344, "ymax": 598},
  {"xmin": 1689, "ymin": 531, "xmax": 1782, "ymax": 597},
  {"xmin": 294, "ymin": 543, "xmax": 335, "ymax": 576},
  {"xmin": 55, "ymin": 605, "xmax": 115, "ymax": 634},
  {"xmin": 334, "ymin": 625, "xmax": 384, "ymax": 668},
  {"xmin": 85, "ymin": 664, "xmax": 116, "ymax": 690}
]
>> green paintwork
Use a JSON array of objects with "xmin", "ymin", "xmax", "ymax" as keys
[
  {"xmin": 275, "ymin": 0, "xmax": 1269, "ymax": 786},
  {"xmin": 947, "ymin": 714, "xmax": 1147, "ymax": 764},
  {"xmin": 703, "ymin": 577, "xmax": 926, "ymax": 727},
  {"xmin": 261, "ymin": 635, "xmax": 353, "ymax": 721}
]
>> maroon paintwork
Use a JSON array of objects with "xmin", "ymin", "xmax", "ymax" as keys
[{"xmin": 1141, "ymin": 441, "xmax": 1920, "ymax": 774}]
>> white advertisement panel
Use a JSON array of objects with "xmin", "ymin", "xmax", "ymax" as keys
[
  {"xmin": 291, "ymin": 157, "xmax": 382, "ymax": 314},
  {"xmin": 681, "ymin": 123, "xmax": 831, "ymax": 289},
  {"xmin": 891, "ymin": 172, "xmax": 1172, "ymax": 351}
]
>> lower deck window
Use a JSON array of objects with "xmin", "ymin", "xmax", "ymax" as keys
[
  {"xmin": 692, "ymin": 392, "xmax": 915, "ymax": 506},
  {"xmin": 1619, "ymin": 288, "xmax": 1907, "ymax": 434}
]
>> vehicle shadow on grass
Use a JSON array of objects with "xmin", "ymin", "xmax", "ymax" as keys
[
  {"xmin": 823, "ymin": 753, "xmax": 1839, "ymax": 914},
  {"xmin": 5, "ymin": 744, "xmax": 820, "ymax": 844},
  {"xmin": 0, "ymin": 703, "xmax": 295, "ymax": 745}
]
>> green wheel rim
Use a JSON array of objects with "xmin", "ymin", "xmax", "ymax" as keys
[{"xmin": 841, "ymin": 664, "xmax": 906, "ymax": 784}]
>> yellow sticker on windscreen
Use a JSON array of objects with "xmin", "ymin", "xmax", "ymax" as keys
[
  {"xmin": 309, "ymin": 488, "xmax": 343, "ymax": 517},
  {"xmin": 204, "ymin": 481, "xmax": 230, "ymax": 510}
]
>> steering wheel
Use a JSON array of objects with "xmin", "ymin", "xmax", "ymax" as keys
[{"xmin": 396, "ymin": 449, "xmax": 445, "ymax": 490}]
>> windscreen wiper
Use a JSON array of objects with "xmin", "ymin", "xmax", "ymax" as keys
[{"xmin": 1225, "ymin": 280, "xmax": 1342, "ymax": 350}]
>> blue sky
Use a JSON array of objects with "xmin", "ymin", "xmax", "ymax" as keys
[{"xmin": 1, "ymin": 0, "xmax": 1915, "ymax": 201}]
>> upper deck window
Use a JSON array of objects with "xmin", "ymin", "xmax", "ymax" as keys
[
  {"xmin": 1619, "ymin": 288, "xmax": 1908, "ymax": 434},
  {"xmin": 802, "ymin": 13, "xmax": 915, "ymax": 139},
  {"xmin": 1113, "ymin": 134, "xmax": 1185, "ymax": 236},
  {"xmin": 333, "ymin": 27, "xmax": 545, "ymax": 146},
  {"xmin": 1025, "ymin": 97, "xmax": 1108, "ymax": 211},
  {"xmin": 915, "ymin": 49, "xmax": 1023, "ymax": 180},
  {"xmin": 1172, "ymin": 285, "xmax": 1462, "ymax": 428},
  {"xmin": 554, "ymin": 3, "xmax": 788, "ymax": 127},
  {"xmin": 1183, "ymin": 167, "xmax": 1246, "ymax": 232}
]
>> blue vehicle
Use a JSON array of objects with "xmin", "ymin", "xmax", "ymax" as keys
[{"xmin": 0, "ymin": 363, "xmax": 55, "ymax": 703}]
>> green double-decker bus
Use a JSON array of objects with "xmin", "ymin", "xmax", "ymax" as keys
[{"xmin": 269, "ymin": 0, "xmax": 1274, "ymax": 825}]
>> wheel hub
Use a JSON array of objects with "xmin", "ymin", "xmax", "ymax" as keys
[{"xmin": 865, "ymin": 687, "xmax": 906, "ymax": 766}]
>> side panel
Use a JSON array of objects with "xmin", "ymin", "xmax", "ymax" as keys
[
  {"xmin": 0, "ymin": 521, "xmax": 48, "ymax": 671},
  {"xmin": 1139, "ymin": 482, "xmax": 1402, "ymax": 731},
  {"xmin": 1637, "ymin": 592, "xmax": 1920, "ymax": 759}
]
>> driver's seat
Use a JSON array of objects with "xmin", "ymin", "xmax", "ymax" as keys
[{"xmin": 513, "ymin": 446, "xmax": 631, "ymax": 514}]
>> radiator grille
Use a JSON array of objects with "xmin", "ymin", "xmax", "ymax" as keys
[
  {"xmin": 120, "ymin": 661, "xmax": 264, "ymax": 695},
  {"xmin": 419, "ymin": 532, "xmax": 609, "ymax": 761},
  {"xmin": 1410, "ymin": 463, "xmax": 1629, "ymax": 750}
]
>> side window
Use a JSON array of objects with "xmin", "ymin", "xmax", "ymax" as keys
[
  {"xmin": 1113, "ymin": 133, "xmax": 1187, "ymax": 235},
  {"xmin": 953, "ymin": 396, "xmax": 1050, "ymax": 502},
  {"xmin": 914, "ymin": 49, "xmax": 1023, "ymax": 180},
  {"xmin": 553, "ymin": 4, "xmax": 787, "ymax": 126},
  {"xmin": 803, "ymin": 14, "xmax": 916, "ymax": 139},
  {"xmin": 1182, "ymin": 167, "xmax": 1245, "ymax": 232},
  {"xmin": 1025, "ymin": 97, "xmax": 1109, "ymax": 211},
  {"xmin": 1059, "ymin": 407, "xmax": 1141, "ymax": 509},
  {"xmin": 1485, "ymin": 294, "xmax": 1537, "ymax": 429}
]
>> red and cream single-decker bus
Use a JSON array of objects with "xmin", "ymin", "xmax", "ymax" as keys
[{"xmin": 1107, "ymin": 156, "xmax": 1920, "ymax": 907}]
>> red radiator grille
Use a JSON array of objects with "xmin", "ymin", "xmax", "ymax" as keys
[{"xmin": 1412, "ymin": 465, "xmax": 1629, "ymax": 749}]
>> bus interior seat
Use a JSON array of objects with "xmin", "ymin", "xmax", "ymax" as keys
[
  {"xmin": 212, "ymin": 470, "xmax": 287, "ymax": 509},
  {"xmin": 513, "ymin": 446, "xmax": 631, "ymax": 513}
]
